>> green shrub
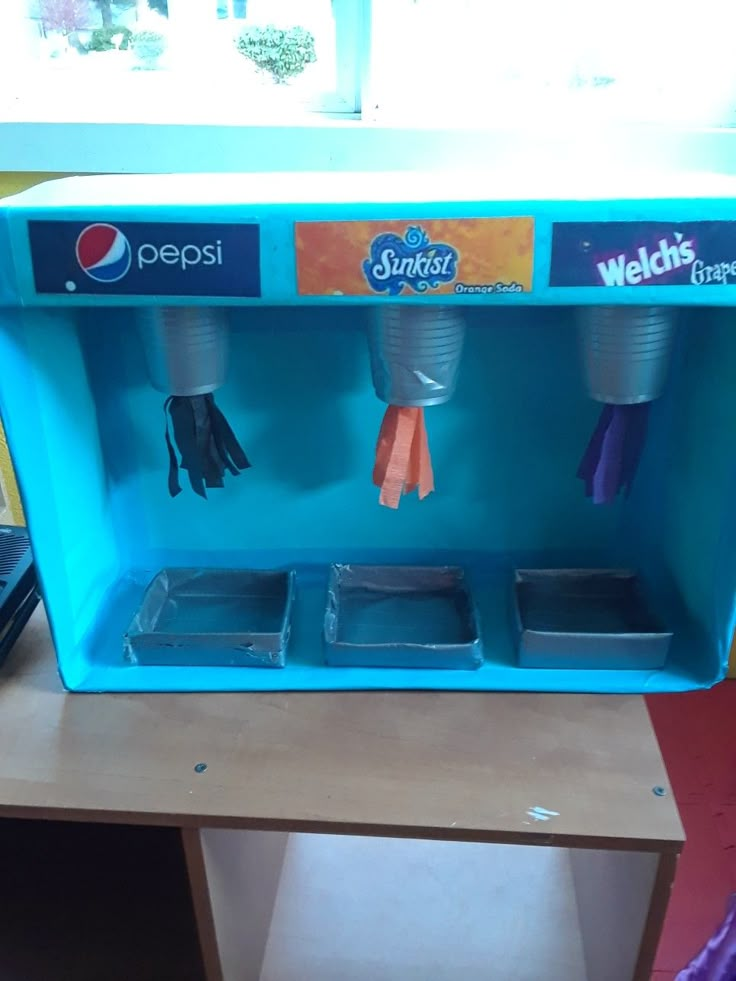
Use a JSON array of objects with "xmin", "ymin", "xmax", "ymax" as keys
[
  {"xmin": 87, "ymin": 26, "xmax": 132, "ymax": 51},
  {"xmin": 236, "ymin": 25, "xmax": 317, "ymax": 84},
  {"xmin": 131, "ymin": 29, "xmax": 166, "ymax": 62}
]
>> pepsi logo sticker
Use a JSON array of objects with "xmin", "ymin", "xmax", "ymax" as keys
[
  {"xmin": 28, "ymin": 220, "xmax": 261, "ymax": 297},
  {"xmin": 75, "ymin": 223, "xmax": 132, "ymax": 284}
]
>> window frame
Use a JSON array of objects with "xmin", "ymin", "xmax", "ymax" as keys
[
  {"xmin": 2, "ymin": 1, "xmax": 736, "ymax": 177},
  {"xmin": 0, "ymin": 0, "xmax": 367, "ymax": 135}
]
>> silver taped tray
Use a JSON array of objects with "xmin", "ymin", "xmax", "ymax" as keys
[
  {"xmin": 514, "ymin": 569, "xmax": 672, "ymax": 670},
  {"xmin": 324, "ymin": 564, "xmax": 483, "ymax": 670},
  {"xmin": 125, "ymin": 568, "xmax": 294, "ymax": 668}
]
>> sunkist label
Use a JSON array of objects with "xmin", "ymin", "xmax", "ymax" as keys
[
  {"xmin": 363, "ymin": 227, "xmax": 459, "ymax": 294},
  {"xmin": 295, "ymin": 218, "xmax": 535, "ymax": 297},
  {"xmin": 549, "ymin": 220, "xmax": 736, "ymax": 289},
  {"xmin": 28, "ymin": 220, "xmax": 261, "ymax": 297}
]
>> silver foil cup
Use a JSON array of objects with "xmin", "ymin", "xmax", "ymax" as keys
[
  {"xmin": 140, "ymin": 307, "xmax": 229, "ymax": 397},
  {"xmin": 579, "ymin": 306, "xmax": 676, "ymax": 404},
  {"xmin": 369, "ymin": 306, "xmax": 466, "ymax": 407}
]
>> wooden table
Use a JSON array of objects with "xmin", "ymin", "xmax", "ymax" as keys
[{"xmin": 0, "ymin": 609, "xmax": 684, "ymax": 981}]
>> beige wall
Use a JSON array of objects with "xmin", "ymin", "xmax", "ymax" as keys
[
  {"xmin": 0, "ymin": 422, "xmax": 23, "ymax": 525},
  {"xmin": 0, "ymin": 173, "xmax": 64, "ymax": 523},
  {"xmin": 0, "ymin": 172, "xmax": 70, "ymax": 198}
]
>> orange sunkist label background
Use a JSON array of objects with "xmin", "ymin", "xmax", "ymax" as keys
[{"xmin": 295, "ymin": 217, "xmax": 535, "ymax": 297}]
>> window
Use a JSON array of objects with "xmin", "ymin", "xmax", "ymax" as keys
[
  {"xmin": 1, "ymin": 0, "xmax": 363, "ymax": 124},
  {"xmin": 2, "ymin": 0, "xmax": 736, "ymax": 174},
  {"xmin": 368, "ymin": 0, "xmax": 736, "ymax": 128}
]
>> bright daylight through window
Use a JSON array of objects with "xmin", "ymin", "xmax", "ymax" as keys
[
  {"xmin": 1, "ymin": 0, "xmax": 361, "ymax": 121},
  {"xmin": 369, "ymin": 0, "xmax": 736, "ymax": 126},
  {"xmin": 2, "ymin": 0, "xmax": 736, "ymax": 128}
]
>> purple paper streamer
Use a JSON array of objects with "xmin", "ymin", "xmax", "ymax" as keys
[
  {"xmin": 577, "ymin": 404, "xmax": 614, "ymax": 499},
  {"xmin": 594, "ymin": 403, "xmax": 628, "ymax": 504},
  {"xmin": 578, "ymin": 402, "xmax": 651, "ymax": 505},
  {"xmin": 676, "ymin": 894, "xmax": 736, "ymax": 980},
  {"xmin": 620, "ymin": 402, "xmax": 650, "ymax": 495}
]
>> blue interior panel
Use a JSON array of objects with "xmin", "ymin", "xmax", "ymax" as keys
[{"xmin": 0, "ymin": 174, "xmax": 734, "ymax": 692}]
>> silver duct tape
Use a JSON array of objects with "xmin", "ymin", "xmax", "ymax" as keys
[
  {"xmin": 140, "ymin": 307, "xmax": 229, "ymax": 397},
  {"xmin": 323, "ymin": 564, "xmax": 483, "ymax": 670},
  {"xmin": 369, "ymin": 306, "xmax": 466, "ymax": 407},
  {"xmin": 513, "ymin": 569, "xmax": 672, "ymax": 670},
  {"xmin": 124, "ymin": 568, "xmax": 294, "ymax": 668},
  {"xmin": 579, "ymin": 306, "xmax": 677, "ymax": 404}
]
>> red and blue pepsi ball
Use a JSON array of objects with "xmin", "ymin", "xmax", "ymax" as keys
[{"xmin": 75, "ymin": 223, "xmax": 132, "ymax": 284}]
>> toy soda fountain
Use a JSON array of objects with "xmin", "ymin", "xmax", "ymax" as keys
[
  {"xmin": 369, "ymin": 305, "xmax": 465, "ymax": 508},
  {"xmin": 0, "ymin": 174, "xmax": 735, "ymax": 695},
  {"xmin": 577, "ymin": 307, "xmax": 676, "ymax": 504},
  {"xmin": 140, "ymin": 307, "xmax": 250, "ymax": 498}
]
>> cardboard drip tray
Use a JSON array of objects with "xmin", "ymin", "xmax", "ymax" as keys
[
  {"xmin": 514, "ymin": 569, "xmax": 672, "ymax": 670},
  {"xmin": 124, "ymin": 568, "xmax": 295, "ymax": 668},
  {"xmin": 324, "ymin": 564, "xmax": 483, "ymax": 670}
]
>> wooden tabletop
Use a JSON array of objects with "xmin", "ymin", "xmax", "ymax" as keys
[{"xmin": 0, "ymin": 608, "xmax": 683, "ymax": 851}]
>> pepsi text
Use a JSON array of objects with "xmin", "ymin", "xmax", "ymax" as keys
[{"xmin": 137, "ymin": 240, "xmax": 224, "ymax": 272}]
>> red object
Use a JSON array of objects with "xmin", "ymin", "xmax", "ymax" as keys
[
  {"xmin": 76, "ymin": 224, "xmax": 117, "ymax": 269},
  {"xmin": 648, "ymin": 685, "xmax": 736, "ymax": 974}
]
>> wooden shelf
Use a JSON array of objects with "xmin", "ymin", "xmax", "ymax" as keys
[
  {"xmin": 0, "ymin": 608, "xmax": 684, "ymax": 980},
  {"xmin": 251, "ymin": 834, "xmax": 587, "ymax": 980},
  {"xmin": 0, "ymin": 608, "xmax": 682, "ymax": 849}
]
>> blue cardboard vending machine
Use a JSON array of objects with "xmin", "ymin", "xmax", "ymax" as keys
[{"xmin": 0, "ymin": 173, "xmax": 734, "ymax": 693}]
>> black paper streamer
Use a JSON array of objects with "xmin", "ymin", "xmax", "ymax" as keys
[{"xmin": 164, "ymin": 394, "xmax": 250, "ymax": 499}]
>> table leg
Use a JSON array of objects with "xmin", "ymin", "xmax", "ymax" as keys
[
  {"xmin": 182, "ymin": 827, "xmax": 225, "ymax": 981},
  {"xmin": 570, "ymin": 847, "xmax": 678, "ymax": 981},
  {"xmin": 182, "ymin": 827, "xmax": 289, "ymax": 981}
]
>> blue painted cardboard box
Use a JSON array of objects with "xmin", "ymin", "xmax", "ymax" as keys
[{"xmin": 0, "ymin": 173, "xmax": 734, "ymax": 693}]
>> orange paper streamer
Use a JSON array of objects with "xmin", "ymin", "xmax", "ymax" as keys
[{"xmin": 373, "ymin": 406, "xmax": 435, "ymax": 509}]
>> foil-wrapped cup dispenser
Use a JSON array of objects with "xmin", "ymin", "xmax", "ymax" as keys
[
  {"xmin": 369, "ymin": 305, "xmax": 465, "ymax": 508},
  {"xmin": 577, "ymin": 306, "xmax": 677, "ymax": 504},
  {"xmin": 140, "ymin": 307, "xmax": 250, "ymax": 498}
]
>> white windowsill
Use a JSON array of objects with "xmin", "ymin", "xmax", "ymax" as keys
[
  {"xmin": 9, "ymin": 169, "xmax": 736, "ymax": 210},
  {"xmin": 3, "ymin": 116, "xmax": 736, "ymax": 180}
]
